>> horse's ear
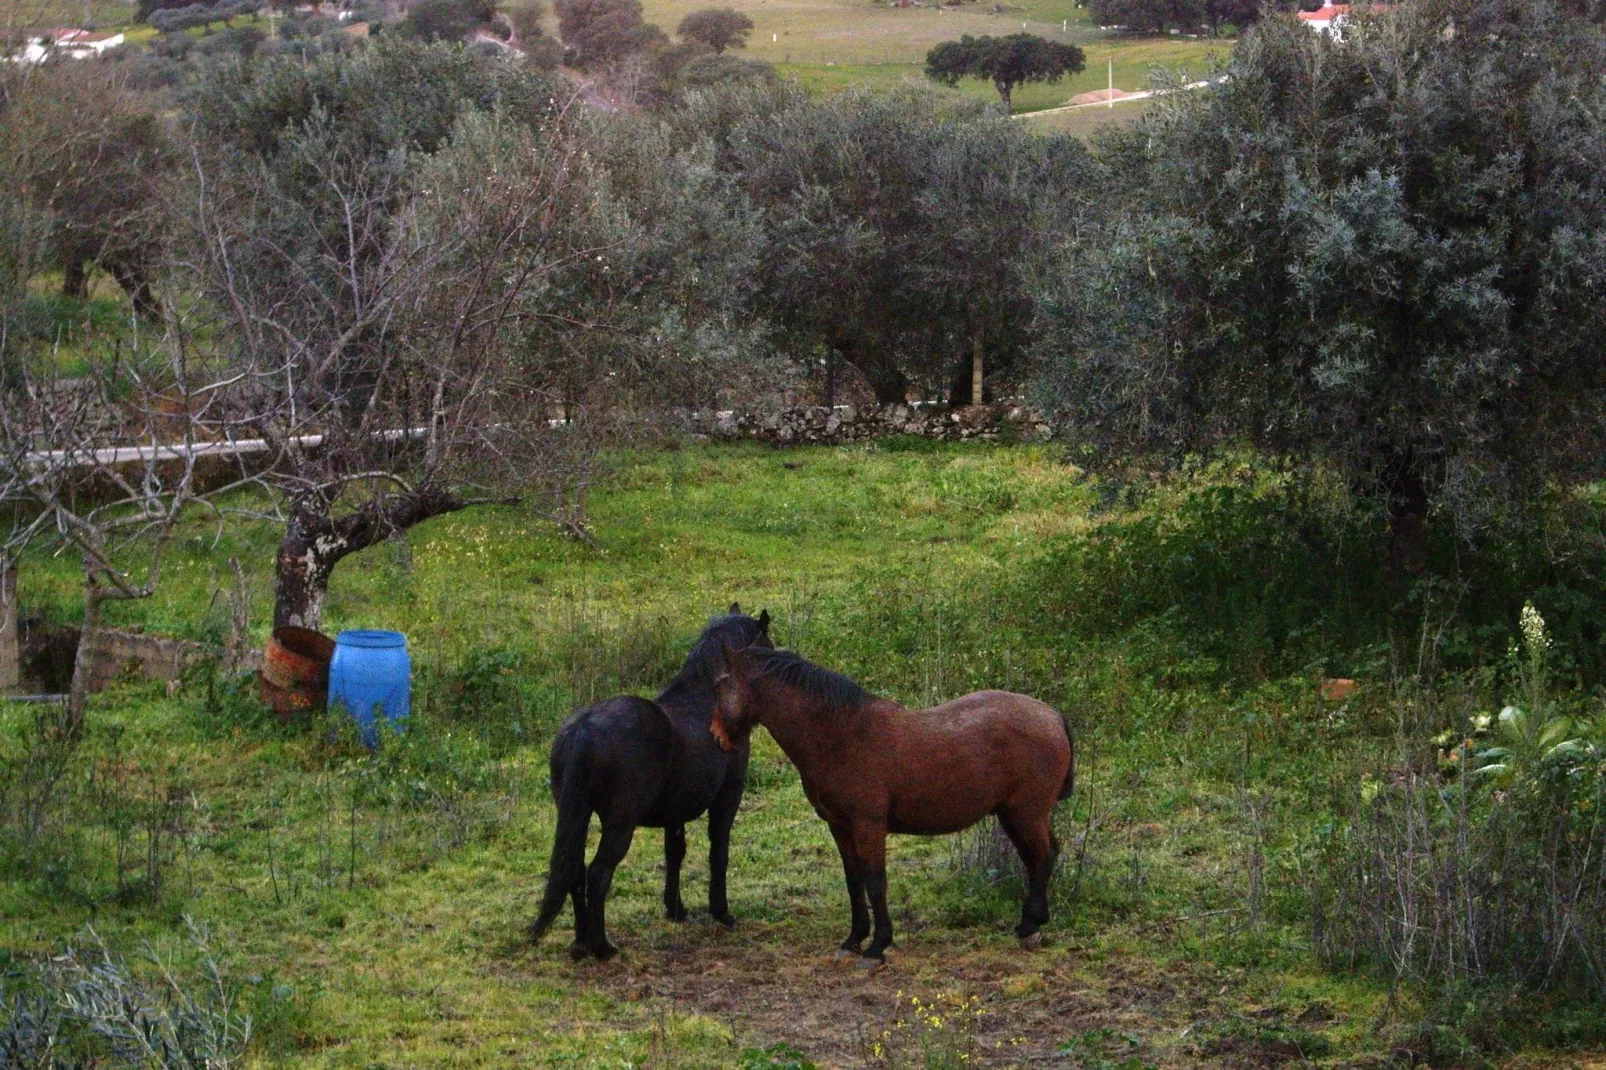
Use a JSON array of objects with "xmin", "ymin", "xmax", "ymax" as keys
[
  {"xmin": 728, "ymin": 601, "xmax": 742, "ymax": 615},
  {"xmin": 757, "ymin": 609, "xmax": 771, "ymax": 635}
]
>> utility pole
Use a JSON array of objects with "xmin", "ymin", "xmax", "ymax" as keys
[{"xmin": 1108, "ymin": 56, "xmax": 1114, "ymax": 107}]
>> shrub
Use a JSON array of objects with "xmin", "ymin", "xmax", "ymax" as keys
[
  {"xmin": 0, "ymin": 920, "xmax": 252, "ymax": 1068},
  {"xmin": 1015, "ymin": 468, "xmax": 1388, "ymax": 684},
  {"xmin": 1309, "ymin": 606, "xmax": 1606, "ymax": 1015}
]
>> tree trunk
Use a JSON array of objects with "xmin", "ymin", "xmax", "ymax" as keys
[
  {"xmin": 863, "ymin": 364, "xmax": 908, "ymax": 406},
  {"xmin": 104, "ymin": 254, "xmax": 161, "ymax": 325},
  {"xmin": 67, "ymin": 579, "xmax": 106, "ymax": 735},
  {"xmin": 1383, "ymin": 464, "xmax": 1431, "ymax": 581},
  {"xmin": 996, "ymin": 80, "xmax": 1013, "ymax": 116},
  {"xmin": 62, "ymin": 260, "xmax": 89, "ymax": 300},
  {"xmin": 274, "ymin": 486, "xmax": 475, "ymax": 631},
  {"xmin": 0, "ymin": 556, "xmax": 18, "ymax": 694},
  {"xmin": 274, "ymin": 506, "xmax": 342, "ymax": 631},
  {"xmin": 971, "ymin": 329, "xmax": 984, "ymax": 407}
]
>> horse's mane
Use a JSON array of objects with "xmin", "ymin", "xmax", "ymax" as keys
[
  {"xmin": 745, "ymin": 647, "xmax": 865, "ymax": 712},
  {"xmin": 661, "ymin": 612, "xmax": 766, "ymax": 696}
]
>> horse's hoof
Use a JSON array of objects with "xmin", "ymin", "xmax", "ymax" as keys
[
  {"xmin": 569, "ymin": 941, "xmax": 591, "ymax": 961},
  {"xmin": 712, "ymin": 912, "xmax": 736, "ymax": 929},
  {"xmin": 593, "ymin": 943, "xmax": 620, "ymax": 962},
  {"xmin": 833, "ymin": 947, "xmax": 862, "ymax": 961},
  {"xmin": 856, "ymin": 955, "xmax": 886, "ymax": 971},
  {"xmin": 666, "ymin": 905, "xmax": 688, "ymax": 922},
  {"xmin": 1019, "ymin": 932, "xmax": 1044, "ymax": 951}
]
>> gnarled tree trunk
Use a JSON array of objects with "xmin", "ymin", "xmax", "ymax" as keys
[{"xmin": 274, "ymin": 485, "xmax": 476, "ymax": 630}]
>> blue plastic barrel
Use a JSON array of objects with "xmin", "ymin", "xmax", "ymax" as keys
[{"xmin": 329, "ymin": 630, "xmax": 410, "ymax": 748}]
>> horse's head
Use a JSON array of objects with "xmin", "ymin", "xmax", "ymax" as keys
[
  {"xmin": 724, "ymin": 603, "xmax": 773, "ymax": 650},
  {"xmin": 711, "ymin": 640, "xmax": 761, "ymax": 752}
]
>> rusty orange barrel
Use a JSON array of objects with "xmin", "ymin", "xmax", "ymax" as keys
[{"xmin": 260, "ymin": 626, "xmax": 336, "ymax": 720}]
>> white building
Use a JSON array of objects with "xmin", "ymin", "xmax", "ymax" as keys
[
  {"xmin": 10, "ymin": 28, "xmax": 126, "ymax": 64},
  {"xmin": 1297, "ymin": 3, "xmax": 1355, "ymax": 37}
]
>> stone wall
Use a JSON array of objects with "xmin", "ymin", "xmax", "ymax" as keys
[
  {"xmin": 10, "ymin": 620, "xmax": 261, "ymax": 697},
  {"xmin": 82, "ymin": 628, "xmax": 262, "ymax": 695},
  {"xmin": 682, "ymin": 402, "xmax": 1054, "ymax": 446}
]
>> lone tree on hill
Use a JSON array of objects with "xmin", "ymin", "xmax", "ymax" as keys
[
  {"xmin": 924, "ymin": 34, "xmax": 1085, "ymax": 115},
  {"xmin": 676, "ymin": 7, "xmax": 754, "ymax": 53}
]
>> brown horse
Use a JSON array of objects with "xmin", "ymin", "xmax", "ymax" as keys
[{"xmin": 712, "ymin": 644, "xmax": 1074, "ymax": 965}]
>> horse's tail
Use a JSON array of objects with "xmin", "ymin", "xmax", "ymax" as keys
[
  {"xmin": 530, "ymin": 728, "xmax": 592, "ymax": 943},
  {"xmin": 1056, "ymin": 712, "xmax": 1076, "ymax": 802}
]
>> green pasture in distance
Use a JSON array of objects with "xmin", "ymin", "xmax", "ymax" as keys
[
  {"xmin": 1016, "ymin": 95, "xmax": 1148, "ymax": 136},
  {"xmin": 778, "ymin": 37, "xmax": 1225, "ymax": 114},
  {"xmin": 9, "ymin": 0, "xmax": 142, "ymax": 29}
]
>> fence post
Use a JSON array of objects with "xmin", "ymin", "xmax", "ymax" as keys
[{"xmin": 0, "ymin": 556, "xmax": 18, "ymax": 693}]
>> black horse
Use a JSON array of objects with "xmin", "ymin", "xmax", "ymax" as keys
[{"xmin": 530, "ymin": 604, "xmax": 772, "ymax": 960}]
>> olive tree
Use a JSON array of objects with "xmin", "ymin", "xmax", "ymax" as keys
[
  {"xmin": 1, "ymin": 63, "xmax": 170, "ymax": 322},
  {"xmin": 185, "ymin": 40, "xmax": 765, "ymax": 628},
  {"xmin": 1032, "ymin": 0, "xmax": 1606, "ymax": 571},
  {"xmin": 182, "ymin": 42, "xmax": 616, "ymax": 629},
  {"xmin": 555, "ymin": 0, "xmax": 666, "ymax": 70},
  {"xmin": 715, "ymin": 86, "xmax": 1083, "ymax": 405},
  {"xmin": 676, "ymin": 8, "xmax": 753, "ymax": 53}
]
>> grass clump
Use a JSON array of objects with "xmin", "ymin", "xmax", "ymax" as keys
[{"xmin": 0, "ymin": 919, "xmax": 252, "ymax": 1069}]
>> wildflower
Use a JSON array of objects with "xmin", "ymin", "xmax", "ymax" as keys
[{"xmin": 1520, "ymin": 601, "xmax": 1550, "ymax": 656}]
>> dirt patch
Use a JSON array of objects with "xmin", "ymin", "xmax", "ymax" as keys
[{"xmin": 518, "ymin": 919, "xmax": 1235, "ymax": 1068}]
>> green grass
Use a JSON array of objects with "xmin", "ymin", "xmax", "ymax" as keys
[
  {"xmin": 1016, "ymin": 95, "xmax": 1148, "ymax": 136},
  {"xmin": 637, "ymin": 0, "xmax": 1227, "ymax": 115},
  {"xmin": 6, "ymin": 0, "xmax": 142, "ymax": 30},
  {"xmin": 6, "ymin": 441, "xmax": 1553, "ymax": 1066},
  {"xmin": 776, "ymin": 35, "xmax": 1224, "ymax": 115}
]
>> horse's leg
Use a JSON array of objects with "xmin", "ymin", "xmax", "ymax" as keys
[
  {"xmin": 856, "ymin": 825, "xmax": 894, "ymax": 963},
  {"xmin": 706, "ymin": 771, "xmax": 744, "ymax": 927},
  {"xmin": 568, "ymin": 879, "xmax": 590, "ymax": 961},
  {"xmin": 1000, "ymin": 809, "xmax": 1058, "ymax": 945},
  {"xmin": 829, "ymin": 823, "xmax": 870, "ymax": 955},
  {"xmin": 663, "ymin": 824, "xmax": 688, "ymax": 922},
  {"xmin": 582, "ymin": 819, "xmax": 636, "ymax": 960}
]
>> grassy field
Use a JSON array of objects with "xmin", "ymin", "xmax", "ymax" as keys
[
  {"xmin": 777, "ymin": 34, "xmax": 1224, "ymax": 114},
  {"xmin": 653, "ymin": 0, "xmax": 1229, "ymax": 114},
  {"xmin": 10, "ymin": 0, "xmax": 1227, "ymax": 120},
  {"xmin": 1015, "ymin": 95, "xmax": 1148, "ymax": 137},
  {"xmin": 9, "ymin": 440, "xmax": 1581, "ymax": 1067}
]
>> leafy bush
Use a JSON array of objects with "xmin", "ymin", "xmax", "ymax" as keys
[
  {"xmin": 1309, "ymin": 606, "xmax": 1606, "ymax": 1018},
  {"xmin": 398, "ymin": 0, "xmax": 496, "ymax": 41},
  {"xmin": 149, "ymin": 0, "xmax": 257, "ymax": 33}
]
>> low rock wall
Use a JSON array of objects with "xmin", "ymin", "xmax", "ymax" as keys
[{"xmin": 681, "ymin": 403, "xmax": 1054, "ymax": 446}]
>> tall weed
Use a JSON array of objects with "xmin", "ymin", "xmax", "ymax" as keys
[{"xmin": 1309, "ymin": 605, "xmax": 1606, "ymax": 1027}]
